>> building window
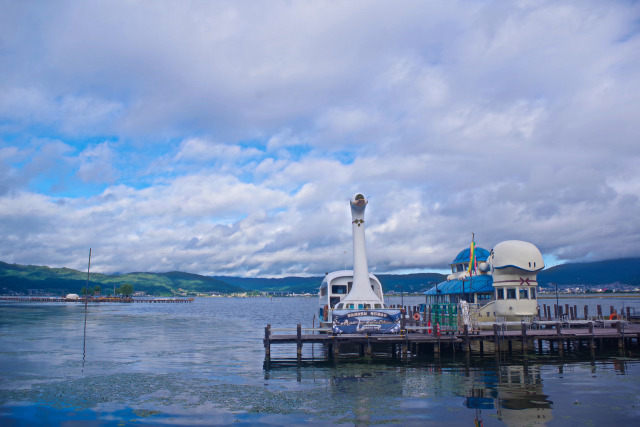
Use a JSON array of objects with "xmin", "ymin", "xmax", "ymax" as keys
[
  {"xmin": 496, "ymin": 288, "xmax": 504, "ymax": 300},
  {"xmin": 519, "ymin": 289, "xmax": 528, "ymax": 299},
  {"xmin": 530, "ymin": 288, "xmax": 536, "ymax": 299},
  {"xmin": 507, "ymin": 288, "xmax": 516, "ymax": 299}
]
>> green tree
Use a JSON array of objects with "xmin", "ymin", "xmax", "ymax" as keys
[
  {"xmin": 81, "ymin": 286, "xmax": 93, "ymax": 296},
  {"xmin": 93, "ymin": 285, "xmax": 101, "ymax": 295},
  {"xmin": 117, "ymin": 283, "xmax": 134, "ymax": 296}
]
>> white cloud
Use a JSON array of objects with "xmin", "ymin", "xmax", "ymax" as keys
[
  {"xmin": 77, "ymin": 142, "xmax": 119, "ymax": 184},
  {"xmin": 0, "ymin": 0, "xmax": 639, "ymax": 276}
]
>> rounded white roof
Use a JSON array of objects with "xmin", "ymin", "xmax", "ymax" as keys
[{"xmin": 492, "ymin": 240, "xmax": 544, "ymax": 272}]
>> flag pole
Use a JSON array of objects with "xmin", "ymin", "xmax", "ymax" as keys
[{"xmin": 469, "ymin": 233, "xmax": 474, "ymax": 302}]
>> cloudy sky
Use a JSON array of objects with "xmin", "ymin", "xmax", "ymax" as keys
[{"xmin": 1, "ymin": 0, "xmax": 639, "ymax": 277}]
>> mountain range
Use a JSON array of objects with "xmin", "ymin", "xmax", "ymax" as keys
[{"xmin": 1, "ymin": 257, "xmax": 638, "ymax": 296}]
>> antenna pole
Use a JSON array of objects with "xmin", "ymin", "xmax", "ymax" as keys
[{"xmin": 82, "ymin": 248, "xmax": 91, "ymax": 371}]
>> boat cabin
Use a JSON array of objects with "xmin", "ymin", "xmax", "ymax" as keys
[
  {"xmin": 318, "ymin": 270, "xmax": 385, "ymax": 323},
  {"xmin": 424, "ymin": 240, "xmax": 544, "ymax": 322}
]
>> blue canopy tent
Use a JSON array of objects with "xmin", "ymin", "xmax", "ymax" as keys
[
  {"xmin": 424, "ymin": 274, "xmax": 493, "ymax": 296},
  {"xmin": 423, "ymin": 246, "xmax": 494, "ymax": 303}
]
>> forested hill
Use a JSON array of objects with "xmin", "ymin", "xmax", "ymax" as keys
[
  {"xmin": 0, "ymin": 261, "xmax": 244, "ymax": 296},
  {"xmin": 213, "ymin": 272, "xmax": 447, "ymax": 294},
  {"xmin": 1, "ymin": 257, "xmax": 638, "ymax": 296},
  {"xmin": 538, "ymin": 258, "xmax": 640, "ymax": 287}
]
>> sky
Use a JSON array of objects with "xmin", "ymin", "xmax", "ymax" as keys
[{"xmin": 1, "ymin": 0, "xmax": 639, "ymax": 277}]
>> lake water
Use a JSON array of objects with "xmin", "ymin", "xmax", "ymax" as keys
[{"xmin": 1, "ymin": 296, "xmax": 640, "ymax": 426}]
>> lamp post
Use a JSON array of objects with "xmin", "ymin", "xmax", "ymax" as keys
[
  {"xmin": 554, "ymin": 282, "xmax": 559, "ymax": 319},
  {"xmin": 395, "ymin": 284, "xmax": 404, "ymax": 309}
]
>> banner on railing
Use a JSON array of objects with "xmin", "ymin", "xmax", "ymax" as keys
[{"xmin": 332, "ymin": 309, "xmax": 402, "ymax": 334}]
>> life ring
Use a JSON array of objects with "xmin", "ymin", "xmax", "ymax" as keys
[
  {"xmin": 413, "ymin": 312, "xmax": 421, "ymax": 321},
  {"xmin": 609, "ymin": 312, "xmax": 618, "ymax": 320}
]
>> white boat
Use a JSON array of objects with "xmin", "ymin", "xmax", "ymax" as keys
[
  {"xmin": 318, "ymin": 193, "xmax": 402, "ymax": 334},
  {"xmin": 423, "ymin": 240, "xmax": 545, "ymax": 326}
]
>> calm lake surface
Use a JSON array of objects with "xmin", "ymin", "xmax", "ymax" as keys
[{"xmin": 1, "ymin": 295, "xmax": 640, "ymax": 426}]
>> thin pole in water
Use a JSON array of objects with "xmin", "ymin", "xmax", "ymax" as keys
[{"xmin": 82, "ymin": 248, "xmax": 91, "ymax": 372}]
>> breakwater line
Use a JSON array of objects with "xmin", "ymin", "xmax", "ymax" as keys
[{"xmin": 0, "ymin": 296, "xmax": 194, "ymax": 303}]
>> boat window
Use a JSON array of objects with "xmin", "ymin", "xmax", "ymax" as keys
[
  {"xmin": 496, "ymin": 288, "xmax": 504, "ymax": 300},
  {"xmin": 477, "ymin": 293, "xmax": 492, "ymax": 301},
  {"xmin": 530, "ymin": 288, "xmax": 536, "ymax": 299},
  {"xmin": 347, "ymin": 281, "xmax": 353, "ymax": 293},
  {"xmin": 358, "ymin": 304, "xmax": 364, "ymax": 309},
  {"xmin": 374, "ymin": 303, "xmax": 382, "ymax": 308},
  {"xmin": 332, "ymin": 285, "xmax": 347, "ymax": 294},
  {"xmin": 347, "ymin": 303, "xmax": 354, "ymax": 309},
  {"xmin": 519, "ymin": 289, "xmax": 528, "ymax": 300},
  {"xmin": 330, "ymin": 297, "xmax": 340, "ymax": 308},
  {"xmin": 507, "ymin": 288, "xmax": 516, "ymax": 299},
  {"xmin": 320, "ymin": 286, "xmax": 327, "ymax": 297},
  {"xmin": 336, "ymin": 303, "xmax": 343, "ymax": 309}
]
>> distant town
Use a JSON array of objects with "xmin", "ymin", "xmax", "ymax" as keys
[{"xmin": 5, "ymin": 283, "xmax": 640, "ymax": 299}]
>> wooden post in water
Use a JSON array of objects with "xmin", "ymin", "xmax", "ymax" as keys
[
  {"xmin": 296, "ymin": 324, "xmax": 302, "ymax": 357},
  {"xmin": 521, "ymin": 323, "xmax": 528, "ymax": 352},
  {"xmin": 556, "ymin": 321, "xmax": 563, "ymax": 357},
  {"xmin": 264, "ymin": 324, "xmax": 271, "ymax": 357},
  {"xmin": 463, "ymin": 324, "xmax": 469, "ymax": 353},
  {"xmin": 617, "ymin": 321, "xmax": 623, "ymax": 350},
  {"xmin": 588, "ymin": 321, "xmax": 595, "ymax": 356},
  {"xmin": 584, "ymin": 305, "xmax": 589, "ymax": 320},
  {"xmin": 597, "ymin": 305, "xmax": 602, "ymax": 319},
  {"xmin": 493, "ymin": 324, "xmax": 500, "ymax": 353}
]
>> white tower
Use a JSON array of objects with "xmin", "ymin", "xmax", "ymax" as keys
[{"xmin": 341, "ymin": 193, "xmax": 384, "ymax": 305}]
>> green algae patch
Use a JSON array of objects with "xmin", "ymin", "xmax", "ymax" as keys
[{"xmin": 133, "ymin": 409, "xmax": 161, "ymax": 418}]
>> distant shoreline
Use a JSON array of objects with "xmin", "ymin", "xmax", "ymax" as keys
[{"xmin": 539, "ymin": 293, "xmax": 640, "ymax": 299}]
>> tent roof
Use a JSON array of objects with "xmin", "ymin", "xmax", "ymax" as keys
[{"xmin": 423, "ymin": 274, "xmax": 493, "ymax": 295}]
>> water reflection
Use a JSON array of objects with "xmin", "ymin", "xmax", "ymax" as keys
[
  {"xmin": 264, "ymin": 356, "xmax": 558, "ymax": 426},
  {"xmin": 483, "ymin": 364, "xmax": 552, "ymax": 426}
]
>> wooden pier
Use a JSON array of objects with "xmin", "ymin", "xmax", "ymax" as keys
[
  {"xmin": 265, "ymin": 302, "xmax": 640, "ymax": 360},
  {"xmin": 0, "ymin": 296, "xmax": 194, "ymax": 303},
  {"xmin": 264, "ymin": 321, "xmax": 640, "ymax": 360}
]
